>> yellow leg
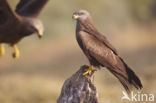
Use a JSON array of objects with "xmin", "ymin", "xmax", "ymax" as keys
[
  {"xmin": 0, "ymin": 44, "xmax": 5, "ymax": 57},
  {"xmin": 83, "ymin": 64, "xmax": 93, "ymax": 75},
  {"xmin": 12, "ymin": 45, "xmax": 20, "ymax": 59}
]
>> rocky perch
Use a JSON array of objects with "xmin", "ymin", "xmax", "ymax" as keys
[{"xmin": 57, "ymin": 65, "xmax": 98, "ymax": 103}]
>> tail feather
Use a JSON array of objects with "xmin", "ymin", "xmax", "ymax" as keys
[
  {"xmin": 108, "ymin": 57, "xmax": 143, "ymax": 93},
  {"xmin": 120, "ymin": 57, "xmax": 143, "ymax": 89}
]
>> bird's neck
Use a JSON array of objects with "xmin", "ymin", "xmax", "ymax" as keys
[
  {"xmin": 20, "ymin": 18, "xmax": 36, "ymax": 37},
  {"xmin": 76, "ymin": 19, "xmax": 97, "ymax": 34}
]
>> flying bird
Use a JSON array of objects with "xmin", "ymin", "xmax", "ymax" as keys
[
  {"xmin": 0, "ymin": 0, "xmax": 49, "ymax": 59},
  {"xmin": 72, "ymin": 10, "xmax": 142, "ymax": 92}
]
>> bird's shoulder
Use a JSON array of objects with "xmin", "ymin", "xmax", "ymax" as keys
[
  {"xmin": 95, "ymin": 32, "xmax": 118, "ymax": 55},
  {"xmin": 79, "ymin": 31, "xmax": 111, "ymax": 53},
  {"xmin": 79, "ymin": 30, "xmax": 117, "ymax": 53},
  {"xmin": 78, "ymin": 31, "xmax": 102, "ymax": 47}
]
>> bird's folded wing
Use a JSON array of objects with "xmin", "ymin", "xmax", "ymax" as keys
[
  {"xmin": 84, "ymin": 29, "xmax": 118, "ymax": 55},
  {"xmin": 15, "ymin": 0, "xmax": 49, "ymax": 17},
  {"xmin": 79, "ymin": 31, "xmax": 119, "ymax": 67},
  {"xmin": 94, "ymin": 32, "xmax": 118, "ymax": 55}
]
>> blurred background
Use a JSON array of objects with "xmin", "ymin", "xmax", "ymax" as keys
[{"xmin": 0, "ymin": 0, "xmax": 156, "ymax": 103}]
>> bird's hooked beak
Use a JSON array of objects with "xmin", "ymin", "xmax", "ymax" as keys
[
  {"xmin": 37, "ymin": 32, "xmax": 43, "ymax": 38},
  {"xmin": 72, "ymin": 14, "xmax": 80, "ymax": 20}
]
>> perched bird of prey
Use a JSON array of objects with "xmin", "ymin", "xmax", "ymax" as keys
[
  {"xmin": 72, "ymin": 10, "xmax": 142, "ymax": 92},
  {"xmin": 0, "ymin": 0, "xmax": 49, "ymax": 59}
]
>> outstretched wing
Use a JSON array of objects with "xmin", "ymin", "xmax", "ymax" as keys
[
  {"xmin": 79, "ymin": 31, "xmax": 142, "ymax": 92},
  {"xmin": 0, "ymin": 0, "xmax": 19, "ymax": 25},
  {"xmin": 15, "ymin": 0, "xmax": 49, "ymax": 17}
]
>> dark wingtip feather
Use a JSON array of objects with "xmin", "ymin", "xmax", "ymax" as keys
[
  {"xmin": 126, "ymin": 66, "xmax": 143, "ymax": 89},
  {"xmin": 119, "ymin": 57, "xmax": 143, "ymax": 90}
]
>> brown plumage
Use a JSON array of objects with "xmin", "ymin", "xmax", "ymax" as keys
[
  {"xmin": 72, "ymin": 10, "xmax": 142, "ymax": 92},
  {"xmin": 0, "ymin": 0, "xmax": 49, "ymax": 58}
]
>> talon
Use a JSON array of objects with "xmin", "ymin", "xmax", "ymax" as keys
[
  {"xmin": 83, "ymin": 65, "xmax": 93, "ymax": 75},
  {"xmin": 12, "ymin": 45, "xmax": 20, "ymax": 59},
  {"xmin": 0, "ymin": 44, "xmax": 5, "ymax": 57}
]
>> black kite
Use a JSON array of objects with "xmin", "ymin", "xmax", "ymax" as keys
[{"xmin": 72, "ymin": 10, "xmax": 142, "ymax": 92}]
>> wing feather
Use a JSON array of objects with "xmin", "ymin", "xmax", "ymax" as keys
[
  {"xmin": 84, "ymin": 29, "xmax": 118, "ymax": 55},
  {"xmin": 15, "ymin": 0, "xmax": 49, "ymax": 17},
  {"xmin": 0, "ymin": 0, "xmax": 19, "ymax": 24},
  {"xmin": 79, "ymin": 31, "xmax": 118, "ymax": 67}
]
